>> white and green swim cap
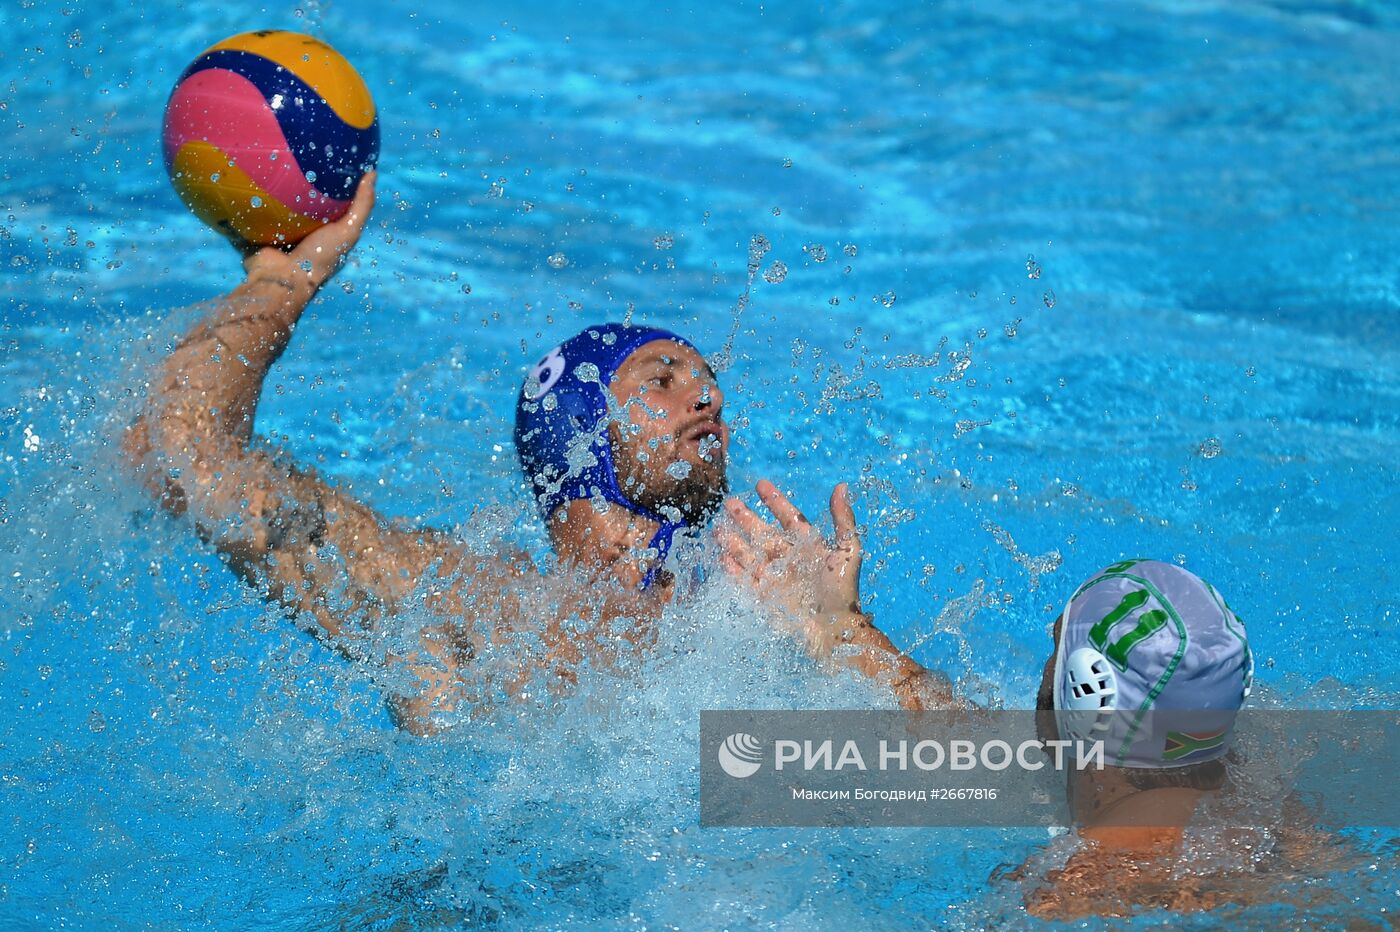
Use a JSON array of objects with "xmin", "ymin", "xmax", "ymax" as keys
[{"xmin": 1053, "ymin": 559, "xmax": 1253, "ymax": 768}]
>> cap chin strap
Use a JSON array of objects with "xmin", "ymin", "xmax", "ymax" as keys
[
  {"xmin": 594, "ymin": 465, "xmax": 688, "ymax": 593},
  {"xmin": 640, "ymin": 520, "xmax": 687, "ymax": 590}
]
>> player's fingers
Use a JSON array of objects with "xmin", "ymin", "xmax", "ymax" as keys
[
  {"xmin": 756, "ymin": 479, "xmax": 811, "ymax": 534},
  {"xmin": 830, "ymin": 482, "xmax": 860, "ymax": 550},
  {"xmin": 344, "ymin": 170, "xmax": 376, "ymax": 231},
  {"xmin": 724, "ymin": 498, "xmax": 787, "ymax": 557},
  {"xmin": 715, "ymin": 524, "xmax": 761, "ymax": 570},
  {"xmin": 717, "ymin": 535, "xmax": 769, "ymax": 590}
]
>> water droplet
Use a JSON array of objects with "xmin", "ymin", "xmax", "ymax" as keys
[
  {"xmin": 1042, "ymin": 290, "xmax": 1056, "ymax": 309},
  {"xmin": 304, "ymin": 170, "xmax": 316, "ymax": 182},
  {"xmin": 568, "ymin": 301, "xmax": 582, "ymax": 310},
  {"xmin": 877, "ymin": 291, "xmax": 896, "ymax": 308},
  {"xmin": 843, "ymin": 244, "xmax": 858, "ymax": 257},
  {"xmin": 250, "ymin": 196, "xmax": 264, "ymax": 208},
  {"xmin": 1026, "ymin": 254, "xmax": 1042, "ymax": 279},
  {"xmin": 829, "ymin": 296, "xmax": 840, "ymax": 306},
  {"xmin": 268, "ymin": 151, "xmax": 278, "ymax": 161},
  {"xmin": 461, "ymin": 283, "xmax": 472, "ymax": 295},
  {"xmin": 804, "ymin": 243, "xmax": 827, "ymax": 263},
  {"xmin": 762, "ymin": 261, "xmax": 787, "ymax": 284},
  {"xmin": 87, "ymin": 710, "xmax": 106, "ymax": 733},
  {"xmin": 782, "ymin": 157, "xmax": 793, "ymax": 168},
  {"xmin": 209, "ymin": 172, "xmax": 220, "ymax": 183},
  {"xmin": 547, "ymin": 252, "xmax": 568, "ymax": 269},
  {"xmin": 666, "ymin": 460, "xmax": 693, "ymax": 479},
  {"xmin": 1198, "ymin": 437, "xmax": 1223, "ymax": 459},
  {"xmin": 771, "ymin": 207, "xmax": 781, "ymax": 216},
  {"xmin": 748, "ymin": 235, "xmax": 771, "ymax": 266},
  {"xmin": 653, "ymin": 233, "xmax": 674, "ymax": 250}
]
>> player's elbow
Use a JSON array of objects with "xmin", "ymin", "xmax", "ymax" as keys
[
  {"xmin": 120, "ymin": 412, "xmax": 173, "ymax": 500},
  {"xmin": 120, "ymin": 408, "xmax": 201, "ymax": 518},
  {"xmin": 387, "ymin": 693, "xmax": 447, "ymax": 737},
  {"xmin": 121, "ymin": 413, "xmax": 152, "ymax": 472}
]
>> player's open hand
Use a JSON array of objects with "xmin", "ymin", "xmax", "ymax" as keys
[
  {"xmin": 239, "ymin": 170, "xmax": 376, "ymax": 293},
  {"xmin": 716, "ymin": 479, "xmax": 867, "ymax": 657}
]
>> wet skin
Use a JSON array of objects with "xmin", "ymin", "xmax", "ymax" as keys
[{"xmin": 123, "ymin": 172, "xmax": 951, "ymax": 735}]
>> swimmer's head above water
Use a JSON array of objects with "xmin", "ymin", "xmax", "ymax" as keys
[
  {"xmin": 1020, "ymin": 564, "xmax": 1325, "ymax": 919},
  {"xmin": 1037, "ymin": 559, "xmax": 1253, "ymax": 766},
  {"xmin": 514, "ymin": 322, "xmax": 728, "ymax": 587},
  {"xmin": 1034, "ymin": 560, "xmax": 1253, "ymax": 833}
]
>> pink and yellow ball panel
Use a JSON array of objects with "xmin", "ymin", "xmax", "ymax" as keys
[{"xmin": 162, "ymin": 30, "xmax": 379, "ymax": 246}]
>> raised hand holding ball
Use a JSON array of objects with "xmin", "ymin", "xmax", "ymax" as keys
[{"xmin": 162, "ymin": 30, "xmax": 379, "ymax": 247}]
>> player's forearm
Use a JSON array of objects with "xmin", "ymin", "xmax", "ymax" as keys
[
  {"xmin": 836, "ymin": 613, "xmax": 957, "ymax": 711},
  {"xmin": 153, "ymin": 272, "xmax": 317, "ymax": 443},
  {"xmin": 123, "ymin": 271, "xmax": 320, "ymax": 550}
]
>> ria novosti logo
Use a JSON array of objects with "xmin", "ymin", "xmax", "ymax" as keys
[
  {"xmin": 717, "ymin": 733, "xmax": 763, "ymax": 778},
  {"xmin": 716, "ymin": 733, "xmax": 1109, "ymax": 778}
]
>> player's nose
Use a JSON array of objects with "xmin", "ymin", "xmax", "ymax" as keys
[{"xmin": 691, "ymin": 373, "xmax": 723, "ymax": 415}]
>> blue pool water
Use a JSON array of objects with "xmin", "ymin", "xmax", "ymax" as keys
[{"xmin": 3, "ymin": 0, "xmax": 1398, "ymax": 925}]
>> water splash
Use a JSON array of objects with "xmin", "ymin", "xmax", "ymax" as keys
[
  {"xmin": 712, "ymin": 235, "xmax": 770, "ymax": 373},
  {"xmin": 980, "ymin": 520, "xmax": 1062, "ymax": 593}
]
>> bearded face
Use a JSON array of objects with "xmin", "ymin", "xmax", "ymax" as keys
[{"xmin": 606, "ymin": 340, "xmax": 728, "ymax": 526}]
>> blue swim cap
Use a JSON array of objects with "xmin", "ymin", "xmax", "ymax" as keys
[{"xmin": 514, "ymin": 322, "xmax": 698, "ymax": 587}]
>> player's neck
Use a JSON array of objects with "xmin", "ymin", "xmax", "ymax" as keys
[{"xmin": 549, "ymin": 499, "xmax": 664, "ymax": 590}]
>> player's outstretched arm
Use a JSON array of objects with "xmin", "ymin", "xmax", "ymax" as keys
[
  {"xmin": 717, "ymin": 480, "xmax": 957, "ymax": 710},
  {"xmin": 122, "ymin": 173, "xmax": 516, "ymax": 733}
]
